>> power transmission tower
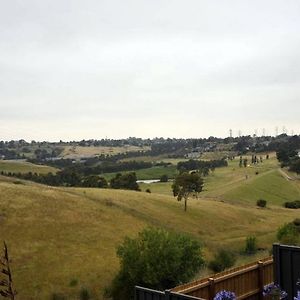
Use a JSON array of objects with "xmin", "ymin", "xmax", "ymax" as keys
[{"xmin": 238, "ymin": 130, "xmax": 242, "ymax": 137}]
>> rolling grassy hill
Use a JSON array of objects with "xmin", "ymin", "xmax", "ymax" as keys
[
  {"xmin": 0, "ymin": 153, "xmax": 300, "ymax": 299},
  {"xmin": 140, "ymin": 154, "xmax": 300, "ymax": 205},
  {"xmin": 0, "ymin": 160, "xmax": 58, "ymax": 175},
  {"xmin": 0, "ymin": 173, "xmax": 299, "ymax": 299}
]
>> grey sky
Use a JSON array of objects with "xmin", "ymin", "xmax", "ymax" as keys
[{"xmin": 1, "ymin": 0, "xmax": 300, "ymax": 141}]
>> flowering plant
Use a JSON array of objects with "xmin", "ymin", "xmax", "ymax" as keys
[
  {"xmin": 263, "ymin": 283, "xmax": 287, "ymax": 300},
  {"xmin": 294, "ymin": 291, "xmax": 300, "ymax": 300},
  {"xmin": 214, "ymin": 290, "xmax": 237, "ymax": 300},
  {"xmin": 295, "ymin": 279, "xmax": 300, "ymax": 300}
]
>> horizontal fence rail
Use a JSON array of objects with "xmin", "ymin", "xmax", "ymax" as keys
[
  {"xmin": 171, "ymin": 257, "xmax": 274, "ymax": 300},
  {"xmin": 135, "ymin": 286, "xmax": 204, "ymax": 300}
]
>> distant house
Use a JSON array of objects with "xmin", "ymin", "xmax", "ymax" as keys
[{"xmin": 186, "ymin": 152, "xmax": 201, "ymax": 159}]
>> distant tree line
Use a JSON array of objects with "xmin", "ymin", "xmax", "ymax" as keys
[
  {"xmin": 62, "ymin": 161, "xmax": 153, "ymax": 177},
  {"xmin": 1, "ymin": 170, "xmax": 140, "ymax": 191},
  {"xmin": 177, "ymin": 159, "xmax": 228, "ymax": 173}
]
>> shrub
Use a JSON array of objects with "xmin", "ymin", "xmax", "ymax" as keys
[
  {"xmin": 160, "ymin": 174, "xmax": 169, "ymax": 182},
  {"xmin": 51, "ymin": 294, "xmax": 66, "ymax": 300},
  {"xmin": 79, "ymin": 287, "xmax": 91, "ymax": 300},
  {"xmin": 145, "ymin": 188, "xmax": 151, "ymax": 193},
  {"xmin": 277, "ymin": 222, "xmax": 300, "ymax": 246},
  {"xmin": 208, "ymin": 249, "xmax": 236, "ymax": 272},
  {"xmin": 244, "ymin": 236, "xmax": 257, "ymax": 255},
  {"xmin": 69, "ymin": 278, "xmax": 78, "ymax": 287},
  {"xmin": 293, "ymin": 218, "xmax": 300, "ymax": 226},
  {"xmin": 284, "ymin": 200, "xmax": 300, "ymax": 209},
  {"xmin": 106, "ymin": 227, "xmax": 204, "ymax": 299},
  {"xmin": 257, "ymin": 199, "xmax": 267, "ymax": 208}
]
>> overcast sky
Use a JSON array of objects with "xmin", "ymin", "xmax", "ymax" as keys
[{"xmin": 1, "ymin": 0, "xmax": 300, "ymax": 141}]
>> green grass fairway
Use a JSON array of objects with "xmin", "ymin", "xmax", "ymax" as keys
[
  {"xmin": 0, "ymin": 160, "xmax": 58, "ymax": 174},
  {"xmin": 102, "ymin": 165, "xmax": 178, "ymax": 180},
  {"xmin": 0, "ymin": 172, "xmax": 299, "ymax": 299}
]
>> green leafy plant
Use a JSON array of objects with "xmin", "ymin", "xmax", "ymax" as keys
[
  {"xmin": 257, "ymin": 199, "xmax": 267, "ymax": 208},
  {"xmin": 208, "ymin": 249, "xmax": 236, "ymax": 272},
  {"xmin": 106, "ymin": 227, "xmax": 204, "ymax": 299},
  {"xmin": 244, "ymin": 236, "xmax": 257, "ymax": 255}
]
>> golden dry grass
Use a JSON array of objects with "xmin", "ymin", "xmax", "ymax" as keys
[
  {"xmin": 60, "ymin": 145, "xmax": 150, "ymax": 159},
  {"xmin": 0, "ymin": 160, "xmax": 58, "ymax": 174},
  {"xmin": 0, "ymin": 169, "xmax": 299, "ymax": 299}
]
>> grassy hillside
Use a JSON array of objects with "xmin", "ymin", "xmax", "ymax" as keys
[
  {"xmin": 0, "ymin": 170, "xmax": 299, "ymax": 299},
  {"xmin": 141, "ymin": 154, "xmax": 300, "ymax": 205},
  {"xmin": 0, "ymin": 160, "xmax": 58, "ymax": 174},
  {"xmin": 60, "ymin": 145, "xmax": 150, "ymax": 159}
]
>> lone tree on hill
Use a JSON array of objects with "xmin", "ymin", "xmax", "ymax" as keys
[{"xmin": 172, "ymin": 172, "xmax": 204, "ymax": 211}]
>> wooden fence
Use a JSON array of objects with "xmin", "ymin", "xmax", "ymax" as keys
[
  {"xmin": 135, "ymin": 286, "xmax": 203, "ymax": 300},
  {"xmin": 273, "ymin": 243, "xmax": 300, "ymax": 300},
  {"xmin": 171, "ymin": 257, "xmax": 274, "ymax": 300}
]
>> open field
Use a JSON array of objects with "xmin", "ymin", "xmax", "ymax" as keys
[
  {"xmin": 140, "ymin": 153, "xmax": 300, "ymax": 206},
  {"xmin": 0, "ymin": 152, "xmax": 299, "ymax": 299},
  {"xmin": 101, "ymin": 165, "xmax": 178, "ymax": 181},
  {"xmin": 0, "ymin": 160, "xmax": 59, "ymax": 174},
  {"xmin": 0, "ymin": 157, "xmax": 300, "ymax": 299},
  {"xmin": 60, "ymin": 145, "xmax": 151, "ymax": 159}
]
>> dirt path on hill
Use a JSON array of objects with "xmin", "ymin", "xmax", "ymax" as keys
[{"xmin": 278, "ymin": 168, "xmax": 294, "ymax": 181}]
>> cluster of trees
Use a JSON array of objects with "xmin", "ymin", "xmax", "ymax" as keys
[
  {"xmin": 61, "ymin": 160, "xmax": 153, "ymax": 177},
  {"xmin": 110, "ymin": 173, "xmax": 140, "ymax": 191},
  {"xmin": 177, "ymin": 159, "xmax": 228, "ymax": 174},
  {"xmin": 0, "ymin": 148, "xmax": 23, "ymax": 160},
  {"xmin": 277, "ymin": 147, "xmax": 300, "ymax": 174},
  {"xmin": 1, "ymin": 170, "xmax": 141, "ymax": 191}
]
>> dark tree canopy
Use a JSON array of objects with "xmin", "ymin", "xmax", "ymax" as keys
[
  {"xmin": 110, "ymin": 172, "xmax": 140, "ymax": 191},
  {"xmin": 172, "ymin": 172, "xmax": 204, "ymax": 211},
  {"xmin": 106, "ymin": 227, "xmax": 204, "ymax": 300}
]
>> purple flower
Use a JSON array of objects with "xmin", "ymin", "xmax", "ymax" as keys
[
  {"xmin": 263, "ymin": 283, "xmax": 287, "ymax": 299},
  {"xmin": 214, "ymin": 290, "xmax": 237, "ymax": 300},
  {"xmin": 294, "ymin": 291, "xmax": 300, "ymax": 300}
]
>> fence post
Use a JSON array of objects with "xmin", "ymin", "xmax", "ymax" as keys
[
  {"xmin": 258, "ymin": 261, "xmax": 264, "ymax": 300},
  {"xmin": 273, "ymin": 243, "xmax": 280, "ymax": 285},
  {"xmin": 165, "ymin": 289, "xmax": 170, "ymax": 300},
  {"xmin": 209, "ymin": 278, "xmax": 215, "ymax": 300}
]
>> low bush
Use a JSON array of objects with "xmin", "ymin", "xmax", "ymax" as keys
[
  {"xmin": 208, "ymin": 249, "xmax": 236, "ymax": 272},
  {"xmin": 51, "ymin": 293, "xmax": 66, "ymax": 300},
  {"xmin": 257, "ymin": 199, "xmax": 267, "ymax": 208},
  {"xmin": 284, "ymin": 200, "xmax": 300, "ymax": 209},
  {"xmin": 160, "ymin": 174, "xmax": 169, "ymax": 182},
  {"xmin": 79, "ymin": 287, "xmax": 91, "ymax": 300},
  {"xmin": 145, "ymin": 188, "xmax": 151, "ymax": 193},
  {"xmin": 69, "ymin": 278, "xmax": 78, "ymax": 287},
  {"xmin": 106, "ymin": 227, "xmax": 204, "ymax": 299},
  {"xmin": 277, "ymin": 221, "xmax": 300, "ymax": 246},
  {"xmin": 244, "ymin": 236, "xmax": 257, "ymax": 255}
]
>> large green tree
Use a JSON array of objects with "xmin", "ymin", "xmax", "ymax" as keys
[
  {"xmin": 106, "ymin": 227, "xmax": 204, "ymax": 300},
  {"xmin": 172, "ymin": 172, "xmax": 204, "ymax": 211}
]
